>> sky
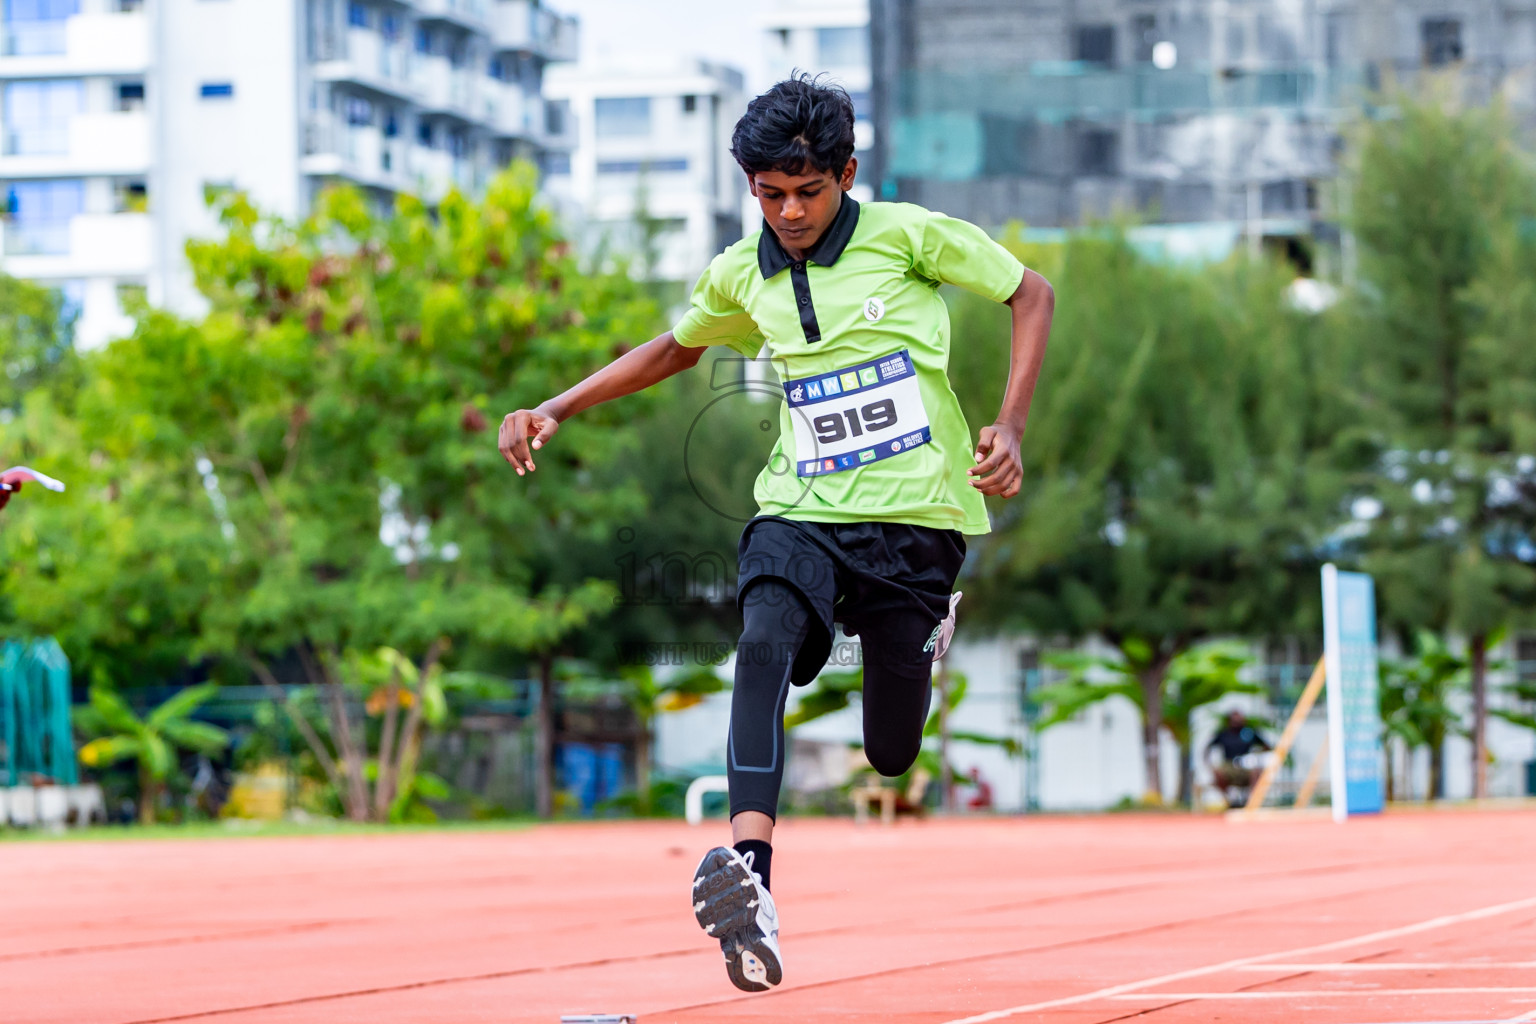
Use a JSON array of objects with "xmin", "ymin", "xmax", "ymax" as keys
[{"xmin": 551, "ymin": 0, "xmax": 771, "ymax": 91}]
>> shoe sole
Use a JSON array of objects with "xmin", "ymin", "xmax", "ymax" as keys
[{"xmin": 692, "ymin": 847, "xmax": 782, "ymax": 993}]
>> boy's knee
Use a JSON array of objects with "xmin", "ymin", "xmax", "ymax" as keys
[{"xmin": 864, "ymin": 736, "xmax": 921, "ymax": 778}]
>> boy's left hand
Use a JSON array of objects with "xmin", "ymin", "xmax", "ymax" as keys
[{"xmin": 969, "ymin": 423, "xmax": 1023, "ymax": 498}]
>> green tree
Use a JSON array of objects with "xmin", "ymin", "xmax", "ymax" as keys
[
  {"xmin": 1346, "ymin": 87, "xmax": 1536, "ymax": 797},
  {"xmin": 0, "ymin": 273, "xmax": 79, "ymax": 412},
  {"xmin": 954, "ymin": 234, "xmax": 1356, "ymax": 801},
  {"xmin": 618, "ymin": 663, "xmax": 727, "ymax": 812},
  {"xmin": 6, "ymin": 166, "xmax": 662, "ymax": 820},
  {"xmin": 75, "ymin": 684, "xmax": 230, "ymax": 823}
]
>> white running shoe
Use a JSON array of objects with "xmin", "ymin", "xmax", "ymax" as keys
[
  {"xmin": 691, "ymin": 846, "xmax": 782, "ymax": 992},
  {"xmin": 927, "ymin": 590, "xmax": 962, "ymax": 662}
]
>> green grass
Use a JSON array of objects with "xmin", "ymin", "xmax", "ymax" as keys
[{"xmin": 0, "ymin": 817, "xmax": 538, "ymax": 842}]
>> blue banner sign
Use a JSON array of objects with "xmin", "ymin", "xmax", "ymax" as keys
[{"xmin": 1322, "ymin": 565, "xmax": 1385, "ymax": 820}]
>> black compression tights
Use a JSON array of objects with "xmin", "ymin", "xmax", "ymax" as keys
[{"xmin": 727, "ymin": 579, "xmax": 937, "ymax": 822}]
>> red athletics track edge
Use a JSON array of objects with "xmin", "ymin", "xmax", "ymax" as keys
[{"xmin": 3, "ymin": 809, "xmax": 1536, "ymax": 1024}]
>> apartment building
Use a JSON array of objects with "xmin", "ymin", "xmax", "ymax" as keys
[
  {"xmin": 544, "ymin": 59, "xmax": 742, "ymax": 285},
  {"xmin": 868, "ymin": 0, "xmax": 1536, "ymax": 244},
  {"xmin": 0, "ymin": 0, "xmax": 577, "ymax": 349},
  {"xmin": 760, "ymin": 0, "xmax": 873, "ymax": 204}
]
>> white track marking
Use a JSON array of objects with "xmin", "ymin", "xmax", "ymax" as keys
[
  {"xmin": 1235, "ymin": 963, "xmax": 1536, "ymax": 972},
  {"xmin": 939, "ymin": 893, "xmax": 1536, "ymax": 1024},
  {"xmin": 1108, "ymin": 988, "xmax": 1536, "ymax": 1000},
  {"xmin": 1504, "ymin": 1009, "xmax": 1536, "ymax": 1022}
]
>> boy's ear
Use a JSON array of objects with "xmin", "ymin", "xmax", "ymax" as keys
[
  {"xmin": 839, "ymin": 156, "xmax": 858, "ymax": 191},
  {"xmin": 745, "ymin": 172, "xmax": 759, "ymax": 197}
]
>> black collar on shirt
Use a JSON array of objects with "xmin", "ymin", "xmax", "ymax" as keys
[{"xmin": 756, "ymin": 195, "xmax": 861, "ymax": 279}]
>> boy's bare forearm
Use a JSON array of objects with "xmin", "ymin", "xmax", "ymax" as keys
[
  {"xmin": 995, "ymin": 268, "xmax": 1055, "ymax": 435},
  {"xmin": 542, "ymin": 332, "xmax": 703, "ymax": 421}
]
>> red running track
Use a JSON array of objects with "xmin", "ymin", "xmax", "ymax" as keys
[{"xmin": 5, "ymin": 809, "xmax": 1536, "ymax": 1024}]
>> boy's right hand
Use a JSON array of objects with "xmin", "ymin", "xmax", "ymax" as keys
[{"xmin": 498, "ymin": 407, "xmax": 560, "ymax": 476}]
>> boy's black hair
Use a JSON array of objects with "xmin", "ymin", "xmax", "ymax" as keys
[{"xmin": 731, "ymin": 73, "xmax": 856, "ymax": 179}]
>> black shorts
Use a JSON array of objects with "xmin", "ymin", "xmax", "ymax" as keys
[{"xmin": 736, "ymin": 515, "xmax": 967, "ymax": 686}]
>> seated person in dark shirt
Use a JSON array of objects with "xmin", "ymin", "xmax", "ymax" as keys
[{"xmin": 1205, "ymin": 710, "xmax": 1271, "ymax": 800}]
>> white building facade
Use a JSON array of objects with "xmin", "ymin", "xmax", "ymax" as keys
[
  {"xmin": 759, "ymin": 0, "xmax": 872, "ymax": 209},
  {"xmin": 0, "ymin": 0, "xmax": 577, "ymax": 349},
  {"xmin": 544, "ymin": 59, "xmax": 742, "ymax": 286}
]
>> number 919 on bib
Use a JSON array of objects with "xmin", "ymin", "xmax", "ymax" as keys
[{"xmin": 781, "ymin": 349, "xmax": 934, "ymax": 478}]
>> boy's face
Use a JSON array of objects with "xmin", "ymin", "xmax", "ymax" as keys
[{"xmin": 749, "ymin": 157, "xmax": 858, "ymax": 254}]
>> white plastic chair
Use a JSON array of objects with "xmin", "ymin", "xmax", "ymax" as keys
[{"xmin": 685, "ymin": 775, "xmax": 730, "ymax": 826}]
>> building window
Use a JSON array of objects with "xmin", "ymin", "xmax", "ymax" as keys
[
  {"xmin": 847, "ymin": 90, "xmax": 871, "ymax": 119},
  {"xmin": 344, "ymin": 95, "xmax": 373, "ymax": 127},
  {"xmin": 200, "ymin": 82, "xmax": 235, "ymax": 99},
  {"xmin": 816, "ymin": 25, "xmax": 867, "ymax": 67},
  {"xmin": 681, "ymin": 94, "xmax": 696, "ymax": 113},
  {"xmin": 113, "ymin": 178, "xmax": 147, "ymax": 213},
  {"xmin": 2, "ymin": 0, "xmax": 80, "ymax": 58},
  {"xmin": 543, "ymin": 152, "xmax": 571, "ymax": 175},
  {"xmin": 382, "ymin": 108, "xmax": 399, "ymax": 138},
  {"xmin": 416, "ymin": 121, "xmax": 433, "ymax": 147},
  {"xmin": 1132, "ymin": 14, "xmax": 1157, "ymax": 63},
  {"xmin": 596, "ymin": 158, "xmax": 689, "ymax": 174},
  {"xmin": 1077, "ymin": 127, "xmax": 1118, "ymax": 176},
  {"xmin": 1075, "ymin": 24, "xmax": 1115, "ymax": 67},
  {"xmin": 414, "ymin": 24, "xmax": 432, "ymax": 55},
  {"xmin": 1517, "ymin": 635, "xmax": 1536, "ymax": 683},
  {"xmin": 546, "ymin": 99, "xmax": 569, "ymax": 136},
  {"xmin": 593, "ymin": 96, "xmax": 650, "ymax": 137},
  {"xmin": 346, "ymin": 0, "xmax": 367, "ymax": 28},
  {"xmin": 1422, "ymin": 18, "xmax": 1462, "ymax": 67},
  {"xmin": 488, "ymin": 56, "xmax": 504, "ymax": 80},
  {"xmin": 380, "ymin": 13, "xmax": 399, "ymax": 41},
  {"xmin": 115, "ymin": 80, "xmax": 145, "ymax": 112},
  {"xmin": 3, "ymin": 79, "xmax": 81, "ymax": 155},
  {"xmin": 3, "ymin": 179, "xmax": 85, "ymax": 256}
]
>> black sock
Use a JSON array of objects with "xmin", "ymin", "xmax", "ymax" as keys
[{"xmin": 734, "ymin": 839, "xmax": 772, "ymax": 892}]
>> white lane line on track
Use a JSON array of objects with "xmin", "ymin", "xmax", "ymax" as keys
[
  {"xmin": 938, "ymin": 893, "xmax": 1536, "ymax": 1024},
  {"xmin": 1107, "ymin": 988, "xmax": 1536, "ymax": 1000},
  {"xmin": 1234, "ymin": 963, "xmax": 1536, "ymax": 972},
  {"xmin": 1504, "ymin": 1009, "xmax": 1536, "ymax": 1022}
]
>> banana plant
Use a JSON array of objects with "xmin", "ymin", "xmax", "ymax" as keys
[
  {"xmin": 1379, "ymin": 631, "xmax": 1473, "ymax": 800},
  {"xmin": 75, "ymin": 685, "xmax": 230, "ymax": 824},
  {"xmin": 1032, "ymin": 640, "xmax": 1259, "ymax": 805}
]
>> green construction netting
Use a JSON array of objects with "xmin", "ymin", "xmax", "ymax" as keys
[{"xmin": 1, "ymin": 638, "xmax": 77, "ymax": 786}]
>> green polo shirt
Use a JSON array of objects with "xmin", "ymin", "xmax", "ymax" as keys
[{"xmin": 673, "ymin": 198, "xmax": 1025, "ymax": 535}]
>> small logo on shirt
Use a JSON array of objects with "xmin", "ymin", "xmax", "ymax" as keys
[{"xmin": 864, "ymin": 297, "xmax": 885, "ymax": 322}]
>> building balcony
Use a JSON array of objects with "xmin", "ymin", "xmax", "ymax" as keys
[
  {"xmin": 311, "ymin": 27, "xmax": 417, "ymax": 102},
  {"xmin": 1, "ymin": 211, "xmax": 151, "ymax": 276},
  {"xmin": 414, "ymin": 0, "xmax": 490, "ymax": 33},
  {"xmin": 490, "ymin": 0, "xmax": 577, "ymax": 62},
  {"xmin": 300, "ymin": 116, "xmax": 411, "ymax": 191},
  {"xmin": 0, "ymin": 111, "xmax": 149, "ymax": 177},
  {"xmin": 413, "ymin": 56, "xmax": 476, "ymax": 117},
  {"xmin": 0, "ymin": 11, "xmax": 149, "ymax": 77},
  {"xmin": 485, "ymin": 82, "xmax": 534, "ymax": 138}
]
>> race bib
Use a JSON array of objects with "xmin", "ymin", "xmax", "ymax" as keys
[{"xmin": 782, "ymin": 349, "xmax": 932, "ymax": 477}]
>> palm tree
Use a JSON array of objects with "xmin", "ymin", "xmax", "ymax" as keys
[{"xmin": 76, "ymin": 685, "xmax": 230, "ymax": 824}]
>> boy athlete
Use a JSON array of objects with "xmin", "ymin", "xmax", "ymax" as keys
[{"xmin": 500, "ymin": 77, "xmax": 1054, "ymax": 992}]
